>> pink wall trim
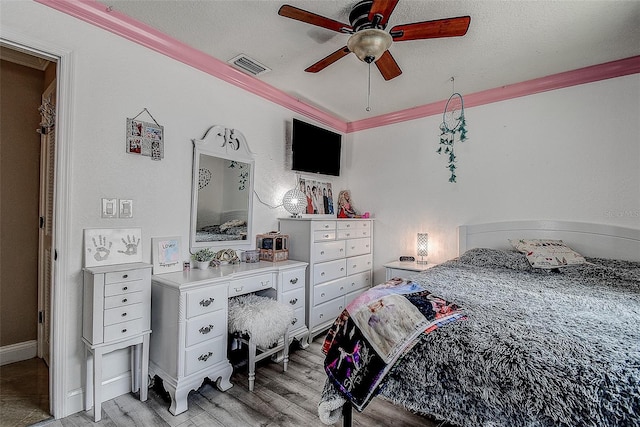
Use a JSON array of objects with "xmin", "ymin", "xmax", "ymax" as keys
[{"xmin": 37, "ymin": 0, "xmax": 639, "ymax": 135}]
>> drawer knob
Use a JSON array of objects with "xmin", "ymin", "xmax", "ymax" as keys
[
  {"xmin": 340, "ymin": 268, "xmax": 344, "ymax": 271},
  {"xmin": 320, "ymin": 251, "xmax": 325, "ymax": 255},
  {"xmin": 319, "ymin": 314, "xmax": 323, "ymax": 318},
  {"xmin": 199, "ymin": 297, "xmax": 215, "ymax": 307},
  {"xmin": 324, "ymin": 234, "xmax": 329, "ymax": 238},
  {"xmin": 121, "ymin": 312, "xmax": 127, "ymax": 317},
  {"xmin": 340, "ymin": 248, "xmax": 344, "ymax": 252},
  {"xmin": 289, "ymin": 277, "xmax": 298, "ymax": 284},
  {"xmin": 199, "ymin": 324, "xmax": 215, "ymax": 334},
  {"xmin": 321, "ymin": 272, "xmax": 325, "ymax": 276},
  {"xmin": 292, "ymin": 318, "xmax": 298, "ymax": 325},
  {"xmin": 198, "ymin": 352, "xmax": 213, "ymax": 362},
  {"xmin": 289, "ymin": 298, "xmax": 298, "ymax": 305},
  {"xmin": 324, "ymin": 225, "xmax": 329, "ymax": 228},
  {"xmin": 122, "ymin": 298, "xmax": 128, "ymax": 303},
  {"xmin": 234, "ymin": 287, "xmax": 244, "ymax": 292},
  {"xmin": 261, "ymin": 281, "xmax": 270, "ymax": 287},
  {"xmin": 122, "ymin": 286, "xmax": 128, "ymax": 291},
  {"xmin": 122, "ymin": 274, "xmax": 128, "ymax": 279},
  {"xmin": 321, "ymin": 293, "xmax": 325, "ymax": 297},
  {"xmin": 340, "ymin": 286, "xmax": 344, "ymax": 291},
  {"xmin": 121, "ymin": 328, "xmax": 127, "ymax": 333}
]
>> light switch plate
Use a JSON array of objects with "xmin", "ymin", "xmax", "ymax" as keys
[
  {"xmin": 119, "ymin": 199, "xmax": 133, "ymax": 218},
  {"xmin": 101, "ymin": 198, "xmax": 118, "ymax": 218}
]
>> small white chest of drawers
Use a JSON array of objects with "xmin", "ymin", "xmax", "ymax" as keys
[
  {"xmin": 279, "ymin": 218, "xmax": 373, "ymax": 341},
  {"xmin": 82, "ymin": 262, "xmax": 152, "ymax": 422},
  {"xmin": 149, "ymin": 260, "xmax": 308, "ymax": 416}
]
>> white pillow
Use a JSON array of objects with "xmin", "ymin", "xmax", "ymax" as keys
[{"xmin": 509, "ymin": 239, "xmax": 586, "ymax": 269}]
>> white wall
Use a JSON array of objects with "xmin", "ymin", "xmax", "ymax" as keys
[
  {"xmin": 1, "ymin": 1, "xmax": 346, "ymax": 417},
  {"xmin": 346, "ymin": 75, "xmax": 640, "ymax": 283}
]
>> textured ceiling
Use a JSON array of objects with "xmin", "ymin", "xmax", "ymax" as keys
[{"xmin": 96, "ymin": 0, "xmax": 640, "ymax": 122}]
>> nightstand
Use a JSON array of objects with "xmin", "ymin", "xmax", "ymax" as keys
[{"xmin": 384, "ymin": 260, "xmax": 437, "ymax": 281}]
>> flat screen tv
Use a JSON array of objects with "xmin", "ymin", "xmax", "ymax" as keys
[{"xmin": 291, "ymin": 118, "xmax": 342, "ymax": 176}]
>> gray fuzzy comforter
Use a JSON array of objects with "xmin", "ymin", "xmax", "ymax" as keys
[{"xmin": 319, "ymin": 248, "xmax": 640, "ymax": 427}]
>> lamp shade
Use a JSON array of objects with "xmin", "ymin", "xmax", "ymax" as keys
[
  {"xmin": 417, "ymin": 233, "xmax": 428, "ymax": 264},
  {"xmin": 282, "ymin": 188, "xmax": 306, "ymax": 217},
  {"xmin": 347, "ymin": 29, "xmax": 392, "ymax": 63}
]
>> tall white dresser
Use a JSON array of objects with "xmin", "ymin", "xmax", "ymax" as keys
[{"xmin": 279, "ymin": 218, "xmax": 373, "ymax": 341}]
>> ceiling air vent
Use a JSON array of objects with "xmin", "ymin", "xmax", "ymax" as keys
[{"xmin": 228, "ymin": 54, "xmax": 271, "ymax": 76}]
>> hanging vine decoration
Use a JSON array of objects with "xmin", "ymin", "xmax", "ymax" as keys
[{"xmin": 436, "ymin": 80, "xmax": 468, "ymax": 182}]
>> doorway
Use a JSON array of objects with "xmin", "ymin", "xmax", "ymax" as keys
[{"xmin": 0, "ymin": 44, "xmax": 57, "ymax": 424}]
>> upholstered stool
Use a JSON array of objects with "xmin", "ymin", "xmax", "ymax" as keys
[{"xmin": 228, "ymin": 294, "xmax": 294, "ymax": 391}]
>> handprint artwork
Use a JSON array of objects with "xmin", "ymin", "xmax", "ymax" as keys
[
  {"xmin": 84, "ymin": 228, "xmax": 143, "ymax": 267},
  {"xmin": 90, "ymin": 235, "xmax": 112, "ymax": 261},
  {"xmin": 118, "ymin": 235, "xmax": 140, "ymax": 256}
]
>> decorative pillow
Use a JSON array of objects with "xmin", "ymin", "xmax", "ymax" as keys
[
  {"xmin": 510, "ymin": 239, "xmax": 587, "ymax": 269},
  {"xmin": 458, "ymin": 248, "xmax": 533, "ymax": 271}
]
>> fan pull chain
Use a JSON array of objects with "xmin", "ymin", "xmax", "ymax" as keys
[{"xmin": 366, "ymin": 62, "xmax": 372, "ymax": 112}]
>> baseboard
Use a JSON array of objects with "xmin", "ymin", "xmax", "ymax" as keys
[
  {"xmin": 0, "ymin": 340, "xmax": 37, "ymax": 366},
  {"xmin": 65, "ymin": 372, "xmax": 133, "ymax": 418}
]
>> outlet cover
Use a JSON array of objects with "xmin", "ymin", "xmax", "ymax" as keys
[
  {"xmin": 101, "ymin": 198, "xmax": 118, "ymax": 218},
  {"xmin": 119, "ymin": 199, "xmax": 133, "ymax": 218}
]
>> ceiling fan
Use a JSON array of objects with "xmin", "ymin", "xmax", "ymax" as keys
[{"xmin": 278, "ymin": 0, "xmax": 471, "ymax": 81}]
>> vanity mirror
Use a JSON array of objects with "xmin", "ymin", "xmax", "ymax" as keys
[{"xmin": 190, "ymin": 125, "xmax": 254, "ymax": 251}]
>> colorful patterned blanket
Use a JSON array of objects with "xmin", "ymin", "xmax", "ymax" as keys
[{"xmin": 321, "ymin": 278, "xmax": 465, "ymax": 411}]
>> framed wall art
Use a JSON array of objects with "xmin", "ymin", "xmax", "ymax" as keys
[
  {"xmin": 151, "ymin": 236, "xmax": 183, "ymax": 274},
  {"xmin": 298, "ymin": 177, "xmax": 335, "ymax": 217},
  {"xmin": 83, "ymin": 228, "xmax": 143, "ymax": 267},
  {"xmin": 126, "ymin": 108, "xmax": 164, "ymax": 160}
]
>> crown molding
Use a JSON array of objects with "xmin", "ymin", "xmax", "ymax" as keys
[{"xmin": 36, "ymin": 1, "xmax": 639, "ymax": 135}]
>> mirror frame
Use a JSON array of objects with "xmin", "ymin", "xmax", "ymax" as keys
[{"xmin": 190, "ymin": 125, "xmax": 254, "ymax": 251}]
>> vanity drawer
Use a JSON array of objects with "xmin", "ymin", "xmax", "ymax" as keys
[
  {"xmin": 104, "ymin": 279, "xmax": 145, "ymax": 297},
  {"xmin": 313, "ymin": 240, "xmax": 345, "ymax": 263},
  {"xmin": 104, "ymin": 290, "xmax": 143, "ymax": 309},
  {"xmin": 314, "ymin": 230, "xmax": 336, "ymax": 242},
  {"xmin": 282, "ymin": 287, "xmax": 305, "ymax": 311},
  {"xmin": 281, "ymin": 268, "xmax": 305, "ymax": 292},
  {"xmin": 105, "ymin": 268, "xmax": 147, "ymax": 284},
  {"xmin": 186, "ymin": 286, "xmax": 226, "ymax": 319},
  {"xmin": 185, "ymin": 335, "xmax": 225, "ymax": 376},
  {"xmin": 314, "ymin": 277, "xmax": 347, "ymax": 306},
  {"xmin": 346, "ymin": 254, "xmax": 372, "ymax": 276},
  {"xmin": 185, "ymin": 310, "xmax": 226, "ymax": 348},
  {"xmin": 103, "ymin": 303, "xmax": 144, "ymax": 326},
  {"xmin": 310, "ymin": 298, "xmax": 345, "ymax": 328},
  {"xmin": 313, "ymin": 259, "xmax": 346, "ymax": 284},
  {"xmin": 103, "ymin": 318, "xmax": 144, "ymax": 342},
  {"xmin": 290, "ymin": 306, "xmax": 305, "ymax": 330},
  {"xmin": 345, "ymin": 238, "xmax": 371, "ymax": 257},
  {"xmin": 229, "ymin": 273, "xmax": 274, "ymax": 297},
  {"xmin": 313, "ymin": 221, "xmax": 336, "ymax": 231}
]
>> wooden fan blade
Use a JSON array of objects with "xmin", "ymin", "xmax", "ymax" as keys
[
  {"xmin": 305, "ymin": 47, "xmax": 351, "ymax": 73},
  {"xmin": 390, "ymin": 16, "xmax": 471, "ymax": 41},
  {"xmin": 278, "ymin": 5, "xmax": 353, "ymax": 33},
  {"xmin": 368, "ymin": 0, "xmax": 400, "ymax": 27},
  {"xmin": 375, "ymin": 50, "xmax": 402, "ymax": 81}
]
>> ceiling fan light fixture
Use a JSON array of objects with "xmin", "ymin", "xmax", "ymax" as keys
[{"xmin": 347, "ymin": 28, "xmax": 392, "ymax": 63}]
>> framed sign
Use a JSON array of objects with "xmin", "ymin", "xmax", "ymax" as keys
[
  {"xmin": 298, "ymin": 177, "xmax": 335, "ymax": 216},
  {"xmin": 151, "ymin": 236, "xmax": 182, "ymax": 274}
]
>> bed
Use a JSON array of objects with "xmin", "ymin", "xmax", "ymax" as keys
[
  {"xmin": 195, "ymin": 218, "xmax": 248, "ymax": 242},
  {"xmin": 318, "ymin": 220, "xmax": 640, "ymax": 427}
]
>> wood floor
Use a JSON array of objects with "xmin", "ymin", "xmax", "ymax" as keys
[{"xmin": 37, "ymin": 337, "xmax": 438, "ymax": 427}]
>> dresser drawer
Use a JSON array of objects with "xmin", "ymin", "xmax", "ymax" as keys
[
  {"xmin": 345, "ymin": 271, "xmax": 371, "ymax": 293},
  {"xmin": 314, "ymin": 278, "xmax": 347, "ymax": 306},
  {"xmin": 313, "ymin": 240, "xmax": 345, "ymax": 263},
  {"xmin": 310, "ymin": 298, "xmax": 345, "ymax": 327},
  {"xmin": 314, "ymin": 259, "xmax": 346, "ymax": 284},
  {"xmin": 103, "ymin": 302, "xmax": 144, "ymax": 326},
  {"xmin": 186, "ymin": 286, "xmax": 226, "ymax": 319},
  {"xmin": 345, "ymin": 238, "xmax": 371, "ymax": 257},
  {"xmin": 314, "ymin": 230, "xmax": 336, "ymax": 242},
  {"xmin": 104, "ymin": 279, "xmax": 145, "ymax": 297},
  {"xmin": 313, "ymin": 220, "xmax": 336, "ymax": 231},
  {"xmin": 103, "ymin": 318, "xmax": 144, "ymax": 342},
  {"xmin": 282, "ymin": 286, "xmax": 305, "ymax": 310},
  {"xmin": 185, "ymin": 336, "xmax": 225, "ymax": 376},
  {"xmin": 229, "ymin": 273, "xmax": 274, "ymax": 297},
  {"xmin": 185, "ymin": 310, "xmax": 226, "ymax": 348},
  {"xmin": 104, "ymin": 290, "xmax": 144, "ymax": 309},
  {"xmin": 346, "ymin": 254, "xmax": 372, "ymax": 276},
  {"xmin": 105, "ymin": 269, "xmax": 147, "ymax": 284},
  {"xmin": 281, "ymin": 268, "xmax": 305, "ymax": 292}
]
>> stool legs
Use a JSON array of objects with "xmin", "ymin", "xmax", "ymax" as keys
[
  {"xmin": 283, "ymin": 328, "xmax": 290, "ymax": 372},
  {"xmin": 244, "ymin": 326, "xmax": 291, "ymax": 392},
  {"xmin": 248, "ymin": 339, "xmax": 257, "ymax": 392}
]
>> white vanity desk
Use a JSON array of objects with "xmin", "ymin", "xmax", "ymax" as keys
[{"xmin": 149, "ymin": 260, "xmax": 308, "ymax": 415}]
